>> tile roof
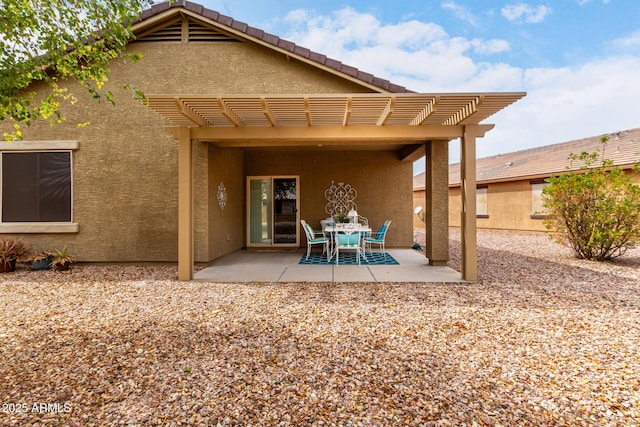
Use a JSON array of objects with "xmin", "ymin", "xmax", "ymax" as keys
[
  {"xmin": 413, "ymin": 174, "xmax": 426, "ymax": 191},
  {"xmin": 445, "ymin": 128, "xmax": 640, "ymax": 187},
  {"xmin": 135, "ymin": 1, "xmax": 411, "ymax": 94}
]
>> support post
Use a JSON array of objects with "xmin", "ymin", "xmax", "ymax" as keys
[
  {"xmin": 425, "ymin": 140, "xmax": 449, "ymax": 266},
  {"xmin": 178, "ymin": 126, "xmax": 194, "ymax": 281},
  {"xmin": 460, "ymin": 126, "xmax": 478, "ymax": 281}
]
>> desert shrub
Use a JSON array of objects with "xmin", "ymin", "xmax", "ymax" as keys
[{"xmin": 542, "ymin": 136, "xmax": 640, "ymax": 260}]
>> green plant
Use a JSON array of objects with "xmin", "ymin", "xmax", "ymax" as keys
[
  {"xmin": 542, "ymin": 136, "xmax": 640, "ymax": 260},
  {"xmin": 336, "ymin": 212, "xmax": 349, "ymax": 223},
  {"xmin": 50, "ymin": 246, "xmax": 76, "ymax": 271},
  {"xmin": 1, "ymin": 0, "xmax": 151, "ymax": 141},
  {"xmin": 0, "ymin": 239, "xmax": 30, "ymax": 272}
]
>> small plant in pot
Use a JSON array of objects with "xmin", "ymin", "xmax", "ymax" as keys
[
  {"xmin": 50, "ymin": 246, "xmax": 76, "ymax": 271},
  {"xmin": 0, "ymin": 238, "xmax": 29, "ymax": 273},
  {"xmin": 336, "ymin": 212, "xmax": 350, "ymax": 223},
  {"xmin": 26, "ymin": 251, "xmax": 54, "ymax": 270}
]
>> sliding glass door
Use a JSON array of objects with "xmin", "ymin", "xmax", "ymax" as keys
[{"xmin": 247, "ymin": 176, "xmax": 299, "ymax": 247}]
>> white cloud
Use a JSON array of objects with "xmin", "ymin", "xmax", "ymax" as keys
[
  {"xmin": 471, "ymin": 39, "xmax": 511, "ymax": 55},
  {"xmin": 282, "ymin": 7, "xmax": 639, "ymax": 165},
  {"xmin": 611, "ymin": 30, "xmax": 640, "ymax": 52},
  {"xmin": 283, "ymin": 8, "xmax": 511, "ymax": 91},
  {"xmin": 501, "ymin": 3, "xmax": 552, "ymax": 24},
  {"xmin": 441, "ymin": 1, "xmax": 478, "ymax": 26},
  {"xmin": 465, "ymin": 55, "xmax": 640, "ymax": 160}
]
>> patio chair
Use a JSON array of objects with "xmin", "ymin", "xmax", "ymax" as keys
[
  {"xmin": 335, "ymin": 227, "xmax": 363, "ymax": 265},
  {"xmin": 364, "ymin": 220, "xmax": 391, "ymax": 258},
  {"xmin": 345, "ymin": 210, "xmax": 368, "ymax": 225},
  {"xmin": 301, "ymin": 220, "xmax": 330, "ymax": 260}
]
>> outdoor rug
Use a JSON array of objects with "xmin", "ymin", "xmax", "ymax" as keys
[{"xmin": 299, "ymin": 252, "xmax": 399, "ymax": 265}]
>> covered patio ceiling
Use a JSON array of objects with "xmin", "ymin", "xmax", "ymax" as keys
[{"xmin": 146, "ymin": 92, "xmax": 526, "ymax": 153}]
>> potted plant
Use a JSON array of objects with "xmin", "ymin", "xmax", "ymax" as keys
[
  {"xmin": 0, "ymin": 238, "xmax": 29, "ymax": 273},
  {"xmin": 50, "ymin": 246, "xmax": 76, "ymax": 271},
  {"xmin": 336, "ymin": 212, "xmax": 349, "ymax": 223},
  {"xmin": 26, "ymin": 251, "xmax": 54, "ymax": 270}
]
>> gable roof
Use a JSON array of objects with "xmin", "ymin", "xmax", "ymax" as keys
[
  {"xmin": 443, "ymin": 127, "xmax": 640, "ymax": 187},
  {"xmin": 133, "ymin": 1, "xmax": 410, "ymax": 94}
]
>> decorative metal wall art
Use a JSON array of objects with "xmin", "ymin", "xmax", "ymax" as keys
[
  {"xmin": 324, "ymin": 181, "xmax": 357, "ymax": 216},
  {"xmin": 217, "ymin": 182, "xmax": 227, "ymax": 211}
]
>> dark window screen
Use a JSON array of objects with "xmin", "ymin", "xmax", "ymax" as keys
[{"xmin": 2, "ymin": 152, "xmax": 72, "ymax": 222}]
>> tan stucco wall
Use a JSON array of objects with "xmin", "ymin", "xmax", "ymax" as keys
[
  {"xmin": 448, "ymin": 187, "xmax": 462, "ymax": 228},
  {"xmin": 244, "ymin": 150, "xmax": 414, "ymax": 248},
  {"xmin": 448, "ymin": 181, "xmax": 546, "ymax": 232},
  {"xmin": 204, "ymin": 145, "xmax": 245, "ymax": 262},
  {"xmin": 0, "ymin": 39, "xmax": 380, "ymax": 262},
  {"xmin": 448, "ymin": 180, "xmax": 542, "ymax": 232},
  {"xmin": 128, "ymin": 41, "xmax": 372, "ymax": 95},
  {"xmin": 448, "ymin": 168, "xmax": 640, "ymax": 232}
]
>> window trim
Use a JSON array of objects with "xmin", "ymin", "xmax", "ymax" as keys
[
  {"xmin": 530, "ymin": 179, "xmax": 549, "ymax": 220},
  {"xmin": 476, "ymin": 185, "xmax": 489, "ymax": 218},
  {"xmin": 0, "ymin": 140, "xmax": 79, "ymax": 233}
]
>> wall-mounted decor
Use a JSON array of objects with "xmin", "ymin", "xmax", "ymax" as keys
[
  {"xmin": 324, "ymin": 181, "xmax": 357, "ymax": 216},
  {"xmin": 217, "ymin": 182, "xmax": 227, "ymax": 211}
]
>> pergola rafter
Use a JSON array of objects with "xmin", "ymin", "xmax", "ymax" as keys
[{"xmin": 147, "ymin": 93, "xmax": 525, "ymax": 129}]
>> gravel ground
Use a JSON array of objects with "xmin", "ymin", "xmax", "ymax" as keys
[{"xmin": 1, "ymin": 229, "xmax": 638, "ymax": 426}]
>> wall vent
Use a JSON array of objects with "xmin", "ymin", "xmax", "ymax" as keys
[
  {"xmin": 188, "ymin": 20, "xmax": 237, "ymax": 42},
  {"xmin": 138, "ymin": 21, "xmax": 182, "ymax": 42},
  {"xmin": 136, "ymin": 18, "xmax": 239, "ymax": 43}
]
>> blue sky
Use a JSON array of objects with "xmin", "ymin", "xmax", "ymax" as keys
[{"xmin": 192, "ymin": 1, "xmax": 640, "ymax": 171}]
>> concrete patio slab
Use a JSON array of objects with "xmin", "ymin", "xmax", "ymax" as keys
[
  {"xmin": 278, "ymin": 265, "xmax": 335, "ymax": 282},
  {"xmin": 194, "ymin": 248, "xmax": 465, "ymax": 283}
]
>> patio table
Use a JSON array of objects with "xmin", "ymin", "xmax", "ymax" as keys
[{"xmin": 323, "ymin": 223, "xmax": 371, "ymax": 263}]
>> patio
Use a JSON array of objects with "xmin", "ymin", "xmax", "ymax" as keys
[{"xmin": 194, "ymin": 248, "xmax": 464, "ymax": 283}]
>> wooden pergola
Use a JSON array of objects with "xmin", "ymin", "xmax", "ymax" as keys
[{"xmin": 145, "ymin": 92, "xmax": 526, "ymax": 281}]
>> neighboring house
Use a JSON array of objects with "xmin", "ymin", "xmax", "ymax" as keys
[
  {"xmin": 0, "ymin": 1, "xmax": 524, "ymax": 280},
  {"xmin": 413, "ymin": 128, "xmax": 640, "ymax": 232}
]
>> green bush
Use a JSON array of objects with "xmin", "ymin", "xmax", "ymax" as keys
[{"xmin": 542, "ymin": 136, "xmax": 640, "ymax": 261}]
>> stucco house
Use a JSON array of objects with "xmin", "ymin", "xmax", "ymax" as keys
[
  {"xmin": 414, "ymin": 128, "xmax": 640, "ymax": 232},
  {"xmin": 1, "ymin": 1, "xmax": 524, "ymax": 280}
]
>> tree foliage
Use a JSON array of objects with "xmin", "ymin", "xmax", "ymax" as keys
[
  {"xmin": 0, "ymin": 0, "xmax": 153, "ymax": 140},
  {"xmin": 542, "ymin": 136, "xmax": 640, "ymax": 261}
]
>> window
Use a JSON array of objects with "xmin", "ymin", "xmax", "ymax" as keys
[
  {"xmin": 0, "ymin": 141, "xmax": 78, "ymax": 233},
  {"xmin": 531, "ymin": 181, "xmax": 548, "ymax": 218},
  {"xmin": 476, "ymin": 186, "xmax": 488, "ymax": 218}
]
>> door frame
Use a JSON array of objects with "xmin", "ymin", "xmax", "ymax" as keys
[{"xmin": 246, "ymin": 175, "xmax": 300, "ymax": 248}]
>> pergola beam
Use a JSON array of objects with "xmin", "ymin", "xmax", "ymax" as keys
[
  {"xmin": 261, "ymin": 97, "xmax": 276, "ymax": 126},
  {"xmin": 343, "ymin": 97, "xmax": 352, "ymax": 126},
  {"xmin": 410, "ymin": 96, "xmax": 439, "ymax": 125},
  {"xmin": 397, "ymin": 144, "xmax": 426, "ymax": 162},
  {"xmin": 217, "ymin": 98, "xmax": 242, "ymax": 126},
  {"xmin": 164, "ymin": 124, "xmax": 496, "ymax": 143},
  {"xmin": 174, "ymin": 98, "xmax": 204, "ymax": 126},
  {"xmin": 377, "ymin": 98, "xmax": 394, "ymax": 126}
]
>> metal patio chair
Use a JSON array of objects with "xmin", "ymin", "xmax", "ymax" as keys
[
  {"xmin": 301, "ymin": 220, "xmax": 330, "ymax": 260},
  {"xmin": 364, "ymin": 220, "xmax": 391, "ymax": 258}
]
